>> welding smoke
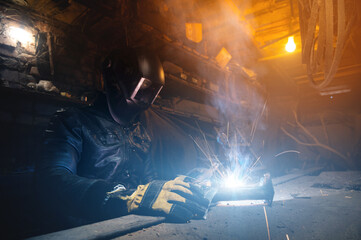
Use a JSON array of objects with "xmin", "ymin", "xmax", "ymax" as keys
[
  {"xmin": 159, "ymin": 0, "xmax": 268, "ymax": 181},
  {"xmin": 209, "ymin": 74, "xmax": 267, "ymax": 183},
  {"xmin": 197, "ymin": 0, "xmax": 267, "ymax": 181}
]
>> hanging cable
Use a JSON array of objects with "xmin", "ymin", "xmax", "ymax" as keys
[{"xmin": 300, "ymin": 0, "xmax": 357, "ymax": 89}]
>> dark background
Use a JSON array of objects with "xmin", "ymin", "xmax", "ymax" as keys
[{"xmin": 0, "ymin": 0, "xmax": 360, "ymax": 239}]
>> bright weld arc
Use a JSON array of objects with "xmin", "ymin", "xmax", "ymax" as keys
[
  {"xmin": 223, "ymin": 174, "xmax": 245, "ymax": 188},
  {"xmin": 192, "ymin": 122, "xmax": 262, "ymax": 190}
]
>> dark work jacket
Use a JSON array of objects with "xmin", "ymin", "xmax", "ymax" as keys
[{"xmin": 36, "ymin": 93, "xmax": 156, "ymax": 222}]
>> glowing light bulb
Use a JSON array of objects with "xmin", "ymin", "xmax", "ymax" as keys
[
  {"xmin": 9, "ymin": 26, "xmax": 34, "ymax": 45},
  {"xmin": 285, "ymin": 36, "xmax": 296, "ymax": 53}
]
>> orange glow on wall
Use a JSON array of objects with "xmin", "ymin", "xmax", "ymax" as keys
[
  {"xmin": 216, "ymin": 47, "xmax": 232, "ymax": 68},
  {"xmin": 185, "ymin": 23, "xmax": 203, "ymax": 43}
]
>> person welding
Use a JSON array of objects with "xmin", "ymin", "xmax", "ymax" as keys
[{"xmin": 36, "ymin": 48, "xmax": 209, "ymax": 227}]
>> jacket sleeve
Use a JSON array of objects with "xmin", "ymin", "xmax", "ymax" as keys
[
  {"xmin": 143, "ymin": 152, "xmax": 158, "ymax": 183},
  {"xmin": 36, "ymin": 108, "xmax": 127, "ymax": 221}
]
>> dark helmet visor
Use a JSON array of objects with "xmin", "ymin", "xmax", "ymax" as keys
[{"xmin": 130, "ymin": 77, "xmax": 163, "ymax": 106}]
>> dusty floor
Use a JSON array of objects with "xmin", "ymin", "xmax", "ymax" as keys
[{"xmin": 115, "ymin": 171, "xmax": 361, "ymax": 240}]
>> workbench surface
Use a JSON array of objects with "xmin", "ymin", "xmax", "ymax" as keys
[
  {"xmin": 31, "ymin": 171, "xmax": 361, "ymax": 240},
  {"xmin": 117, "ymin": 171, "xmax": 361, "ymax": 240}
]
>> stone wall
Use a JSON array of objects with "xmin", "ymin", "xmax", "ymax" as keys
[
  {"xmin": 0, "ymin": 8, "xmax": 103, "ymax": 173},
  {"xmin": 0, "ymin": 8, "xmax": 102, "ymax": 99}
]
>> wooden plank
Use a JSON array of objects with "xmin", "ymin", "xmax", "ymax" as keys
[{"xmin": 27, "ymin": 215, "xmax": 165, "ymax": 240}]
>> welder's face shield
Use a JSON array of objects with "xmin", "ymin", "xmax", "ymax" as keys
[
  {"xmin": 103, "ymin": 48, "xmax": 165, "ymax": 125},
  {"xmin": 130, "ymin": 77, "xmax": 164, "ymax": 107}
]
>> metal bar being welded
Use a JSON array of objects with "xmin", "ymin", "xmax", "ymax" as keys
[{"xmin": 212, "ymin": 174, "xmax": 275, "ymax": 206}]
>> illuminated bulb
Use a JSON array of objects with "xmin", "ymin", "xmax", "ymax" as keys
[
  {"xmin": 9, "ymin": 26, "xmax": 34, "ymax": 45},
  {"xmin": 285, "ymin": 36, "xmax": 296, "ymax": 53}
]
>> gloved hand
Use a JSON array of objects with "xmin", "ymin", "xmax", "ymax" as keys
[{"xmin": 113, "ymin": 176, "xmax": 209, "ymax": 221}]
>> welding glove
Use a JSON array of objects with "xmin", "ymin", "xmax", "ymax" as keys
[{"xmin": 115, "ymin": 176, "xmax": 209, "ymax": 222}]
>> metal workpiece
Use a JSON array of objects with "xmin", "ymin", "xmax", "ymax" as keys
[{"xmin": 212, "ymin": 173, "xmax": 275, "ymax": 206}]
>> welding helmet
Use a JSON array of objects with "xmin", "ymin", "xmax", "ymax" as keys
[{"xmin": 102, "ymin": 48, "xmax": 165, "ymax": 124}]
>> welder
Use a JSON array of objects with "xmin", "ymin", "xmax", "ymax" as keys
[{"xmin": 36, "ymin": 48, "xmax": 209, "ymax": 228}]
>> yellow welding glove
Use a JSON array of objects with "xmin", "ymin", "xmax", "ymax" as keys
[{"xmin": 118, "ymin": 176, "xmax": 209, "ymax": 221}]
